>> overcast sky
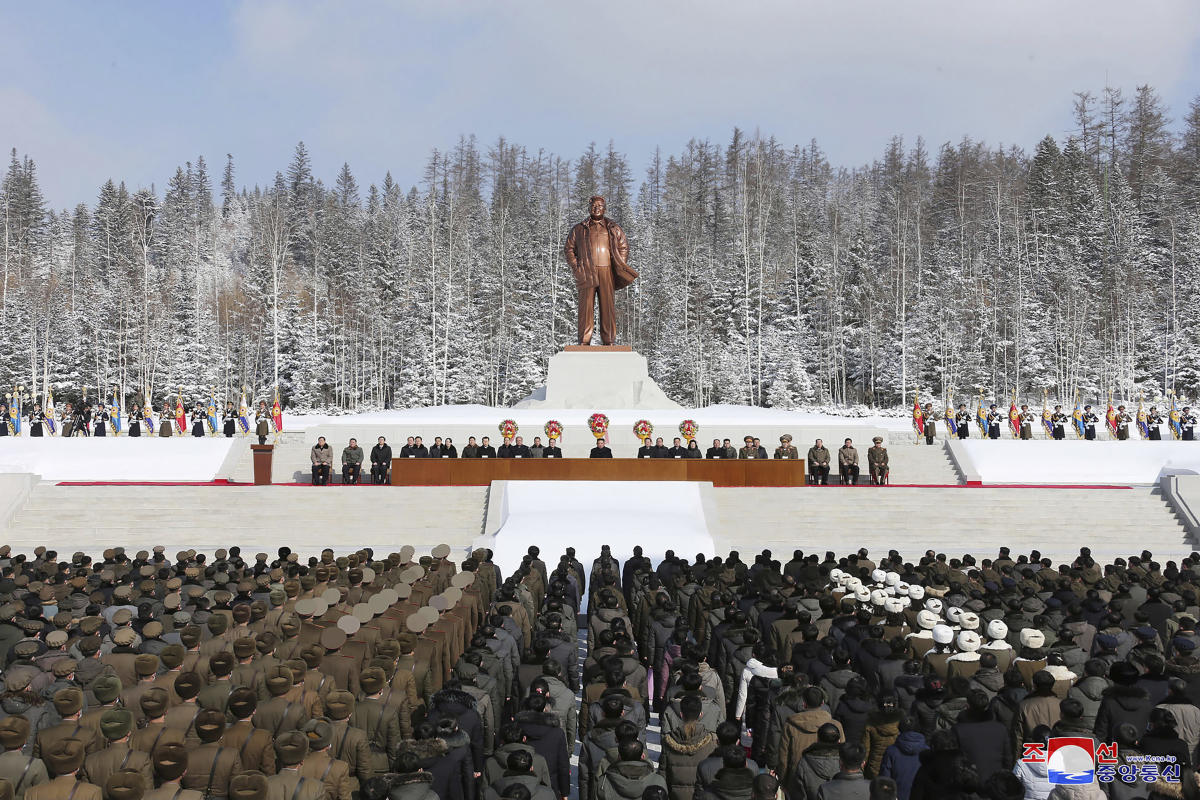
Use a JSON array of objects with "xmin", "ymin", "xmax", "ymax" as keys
[{"xmin": 4, "ymin": 0, "xmax": 1200, "ymax": 209}]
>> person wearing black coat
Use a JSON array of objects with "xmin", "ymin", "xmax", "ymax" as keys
[
  {"xmin": 370, "ymin": 438, "xmax": 393, "ymax": 484},
  {"xmin": 1140, "ymin": 706, "xmax": 1192, "ymax": 768},
  {"xmin": 542, "ymin": 439, "xmax": 563, "ymax": 458},
  {"xmin": 514, "ymin": 695, "xmax": 570, "ymax": 798},
  {"xmin": 589, "ymin": 440, "xmax": 613, "ymax": 458},
  {"xmin": 1094, "ymin": 661, "xmax": 1154, "ymax": 744},
  {"xmin": 705, "ymin": 440, "xmax": 726, "ymax": 459},
  {"xmin": 478, "ymin": 437, "xmax": 498, "ymax": 458},
  {"xmin": 666, "ymin": 439, "xmax": 688, "ymax": 458},
  {"xmin": 401, "ymin": 723, "xmax": 473, "ymax": 800},
  {"xmin": 637, "ymin": 440, "xmax": 655, "ymax": 459},
  {"xmin": 427, "ymin": 685, "xmax": 486, "ymax": 775},
  {"xmin": 949, "ymin": 690, "xmax": 1011, "ymax": 783}
]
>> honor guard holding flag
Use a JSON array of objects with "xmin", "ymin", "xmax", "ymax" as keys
[
  {"xmin": 223, "ymin": 401, "xmax": 237, "ymax": 437},
  {"xmin": 1082, "ymin": 405, "xmax": 1099, "ymax": 440},
  {"xmin": 1018, "ymin": 405, "xmax": 1035, "ymax": 439},
  {"xmin": 1051, "ymin": 405, "xmax": 1067, "ymax": 440}
]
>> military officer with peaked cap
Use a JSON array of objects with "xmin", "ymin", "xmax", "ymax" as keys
[{"xmin": 774, "ymin": 434, "xmax": 799, "ymax": 460}]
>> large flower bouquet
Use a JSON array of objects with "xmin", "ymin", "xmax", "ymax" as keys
[
  {"xmin": 679, "ymin": 419, "xmax": 699, "ymax": 442},
  {"xmin": 544, "ymin": 420, "xmax": 563, "ymax": 441},
  {"xmin": 633, "ymin": 419, "xmax": 654, "ymax": 441},
  {"xmin": 587, "ymin": 413, "xmax": 610, "ymax": 440},
  {"xmin": 498, "ymin": 419, "xmax": 518, "ymax": 439}
]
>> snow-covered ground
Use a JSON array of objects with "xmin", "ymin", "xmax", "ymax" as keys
[
  {"xmin": 961, "ymin": 440, "xmax": 1200, "ymax": 485},
  {"xmin": 479, "ymin": 480, "xmax": 714, "ymax": 585}
]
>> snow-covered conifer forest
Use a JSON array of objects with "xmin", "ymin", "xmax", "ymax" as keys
[{"xmin": 2, "ymin": 86, "xmax": 1199, "ymax": 412}]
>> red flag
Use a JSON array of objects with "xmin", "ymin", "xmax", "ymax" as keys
[
  {"xmin": 1009, "ymin": 401, "xmax": 1020, "ymax": 438},
  {"xmin": 912, "ymin": 395, "xmax": 924, "ymax": 436},
  {"xmin": 174, "ymin": 395, "xmax": 187, "ymax": 434},
  {"xmin": 271, "ymin": 388, "xmax": 283, "ymax": 433}
]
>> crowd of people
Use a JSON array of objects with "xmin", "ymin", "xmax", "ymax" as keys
[
  {"xmin": 916, "ymin": 402, "xmax": 1198, "ymax": 444},
  {"xmin": 1, "ymin": 400, "xmax": 276, "ymax": 444},
  {"xmin": 310, "ymin": 436, "xmax": 890, "ymax": 486},
  {"xmin": 0, "ymin": 541, "xmax": 1197, "ymax": 800}
]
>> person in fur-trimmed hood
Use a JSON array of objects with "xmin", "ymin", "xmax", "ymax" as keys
[
  {"xmin": 658, "ymin": 696, "xmax": 717, "ymax": 800},
  {"xmin": 515, "ymin": 694, "xmax": 570, "ymax": 798},
  {"xmin": 398, "ymin": 722, "xmax": 463, "ymax": 800},
  {"xmin": 425, "ymin": 682, "xmax": 485, "ymax": 775},
  {"xmin": 388, "ymin": 750, "xmax": 441, "ymax": 800}
]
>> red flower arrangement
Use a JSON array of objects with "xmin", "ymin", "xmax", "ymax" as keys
[
  {"xmin": 633, "ymin": 419, "xmax": 654, "ymax": 441},
  {"xmin": 544, "ymin": 420, "xmax": 563, "ymax": 441},
  {"xmin": 587, "ymin": 413, "xmax": 610, "ymax": 440},
  {"xmin": 498, "ymin": 419, "xmax": 518, "ymax": 439},
  {"xmin": 679, "ymin": 419, "xmax": 699, "ymax": 441}
]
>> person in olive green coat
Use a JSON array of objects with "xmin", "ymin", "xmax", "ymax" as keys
[{"xmin": 867, "ymin": 437, "xmax": 889, "ymax": 486}]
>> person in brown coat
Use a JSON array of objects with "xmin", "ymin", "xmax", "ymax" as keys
[
  {"xmin": 266, "ymin": 733, "xmax": 325, "ymax": 800},
  {"xmin": 80, "ymin": 711, "xmax": 153, "ymax": 796},
  {"xmin": 141, "ymin": 743, "xmax": 201, "ymax": 800},
  {"xmin": 220, "ymin": 689, "xmax": 276, "ymax": 776},
  {"xmin": 128, "ymin": 691, "xmax": 184, "ymax": 760},
  {"xmin": 0, "ymin": 717, "xmax": 49, "ymax": 800},
  {"xmin": 26, "ymin": 740, "xmax": 100, "ymax": 800},
  {"xmin": 1013, "ymin": 670, "xmax": 1062, "ymax": 756},
  {"xmin": 347, "ymin": 669, "xmax": 401, "ymax": 779},
  {"xmin": 298, "ymin": 719, "xmax": 352, "ymax": 800},
  {"xmin": 255, "ymin": 667, "xmax": 310, "ymax": 738},
  {"xmin": 322, "ymin": 692, "xmax": 371, "ymax": 794},
  {"xmin": 658, "ymin": 696, "xmax": 717, "ymax": 800},
  {"xmin": 777, "ymin": 687, "xmax": 844, "ymax": 787},
  {"xmin": 162, "ymin": 674, "xmax": 204, "ymax": 749},
  {"xmin": 859, "ymin": 696, "xmax": 903, "ymax": 778},
  {"xmin": 35, "ymin": 690, "xmax": 103, "ymax": 759},
  {"xmin": 180, "ymin": 710, "xmax": 242, "ymax": 800}
]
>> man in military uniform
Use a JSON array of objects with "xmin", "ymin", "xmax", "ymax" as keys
[
  {"xmin": 220, "ymin": 689, "xmax": 276, "ymax": 775},
  {"xmin": 36, "ymin": 689, "xmax": 103, "ymax": 758},
  {"xmin": 349, "ymin": 668, "xmax": 401, "ymax": 778},
  {"xmin": 867, "ymin": 436, "xmax": 889, "ymax": 486},
  {"xmin": 298, "ymin": 719, "xmax": 352, "ymax": 800},
  {"xmin": 321, "ymin": 692, "xmax": 371, "ymax": 794},
  {"xmin": 26, "ymin": 740, "xmax": 100, "ymax": 800},
  {"xmin": 80, "ymin": 710, "xmax": 153, "ymax": 794},
  {"xmin": 1051, "ymin": 405, "xmax": 1067, "ymax": 440},
  {"xmin": 738, "ymin": 436, "xmax": 760, "ymax": 459},
  {"xmin": 954, "ymin": 404, "xmax": 971, "ymax": 439},
  {"xmin": 838, "ymin": 438, "xmax": 859, "ymax": 485},
  {"xmin": 180, "ymin": 710, "xmax": 242, "ymax": 800},
  {"xmin": 266, "ymin": 732, "xmax": 324, "ymax": 800},
  {"xmin": 142, "ymin": 743, "xmax": 201, "ymax": 800},
  {"xmin": 1184, "ymin": 406, "xmax": 1197, "ymax": 441},
  {"xmin": 773, "ymin": 435, "xmax": 799, "ymax": 460},
  {"xmin": 255, "ymin": 667, "xmax": 309, "ymax": 737},
  {"xmin": 1082, "ymin": 405, "xmax": 1099, "ymax": 440},
  {"xmin": 807, "ymin": 439, "xmax": 830, "ymax": 486},
  {"xmin": 1116, "ymin": 405, "xmax": 1132, "ymax": 440},
  {"xmin": 921, "ymin": 403, "xmax": 937, "ymax": 445},
  {"xmin": 1018, "ymin": 405, "xmax": 1035, "ymax": 440},
  {"xmin": 0, "ymin": 717, "xmax": 48, "ymax": 800}
]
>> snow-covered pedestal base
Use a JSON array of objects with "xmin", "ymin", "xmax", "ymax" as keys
[
  {"xmin": 476, "ymin": 480, "xmax": 716, "ymax": 598},
  {"xmin": 513, "ymin": 348, "xmax": 681, "ymax": 410}
]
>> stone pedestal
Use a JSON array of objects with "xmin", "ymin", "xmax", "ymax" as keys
[{"xmin": 514, "ymin": 348, "xmax": 681, "ymax": 410}]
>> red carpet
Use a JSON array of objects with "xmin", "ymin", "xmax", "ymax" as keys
[{"xmin": 53, "ymin": 480, "xmax": 1133, "ymax": 490}]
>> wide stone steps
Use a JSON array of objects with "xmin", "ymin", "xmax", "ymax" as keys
[
  {"xmin": 3, "ymin": 484, "xmax": 489, "ymax": 556},
  {"xmin": 885, "ymin": 442, "xmax": 961, "ymax": 484},
  {"xmin": 710, "ymin": 486, "xmax": 1193, "ymax": 563}
]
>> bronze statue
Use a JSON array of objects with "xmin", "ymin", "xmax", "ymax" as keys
[{"xmin": 564, "ymin": 196, "xmax": 636, "ymax": 345}]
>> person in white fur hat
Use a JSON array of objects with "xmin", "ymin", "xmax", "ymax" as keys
[
  {"xmin": 924, "ymin": 624, "xmax": 956, "ymax": 678},
  {"xmin": 979, "ymin": 619, "xmax": 1014, "ymax": 672},
  {"xmin": 947, "ymin": 630, "xmax": 983, "ymax": 680},
  {"xmin": 906, "ymin": 609, "xmax": 938, "ymax": 660},
  {"xmin": 1013, "ymin": 628, "xmax": 1049, "ymax": 689}
]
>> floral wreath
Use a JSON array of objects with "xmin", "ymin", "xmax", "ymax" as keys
[
  {"xmin": 544, "ymin": 420, "xmax": 563, "ymax": 441},
  {"xmin": 587, "ymin": 413, "xmax": 610, "ymax": 439},
  {"xmin": 633, "ymin": 419, "xmax": 653, "ymax": 441},
  {"xmin": 679, "ymin": 419, "xmax": 699, "ymax": 442},
  {"xmin": 498, "ymin": 419, "xmax": 518, "ymax": 439}
]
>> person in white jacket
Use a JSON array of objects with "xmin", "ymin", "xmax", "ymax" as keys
[{"xmin": 734, "ymin": 644, "xmax": 778, "ymax": 724}]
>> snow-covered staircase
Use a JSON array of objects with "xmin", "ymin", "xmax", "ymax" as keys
[
  {"xmin": 709, "ymin": 485, "xmax": 1194, "ymax": 563},
  {"xmin": 220, "ymin": 432, "xmax": 310, "ymax": 483},
  {"xmin": 2, "ymin": 484, "xmax": 489, "ymax": 556},
  {"xmin": 885, "ymin": 441, "xmax": 961, "ymax": 484}
]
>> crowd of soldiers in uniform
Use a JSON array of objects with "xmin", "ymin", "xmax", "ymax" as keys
[
  {"xmin": 1, "ymin": 541, "xmax": 1198, "ymax": 800},
  {"xmin": 919, "ymin": 403, "xmax": 1199, "ymax": 443}
]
